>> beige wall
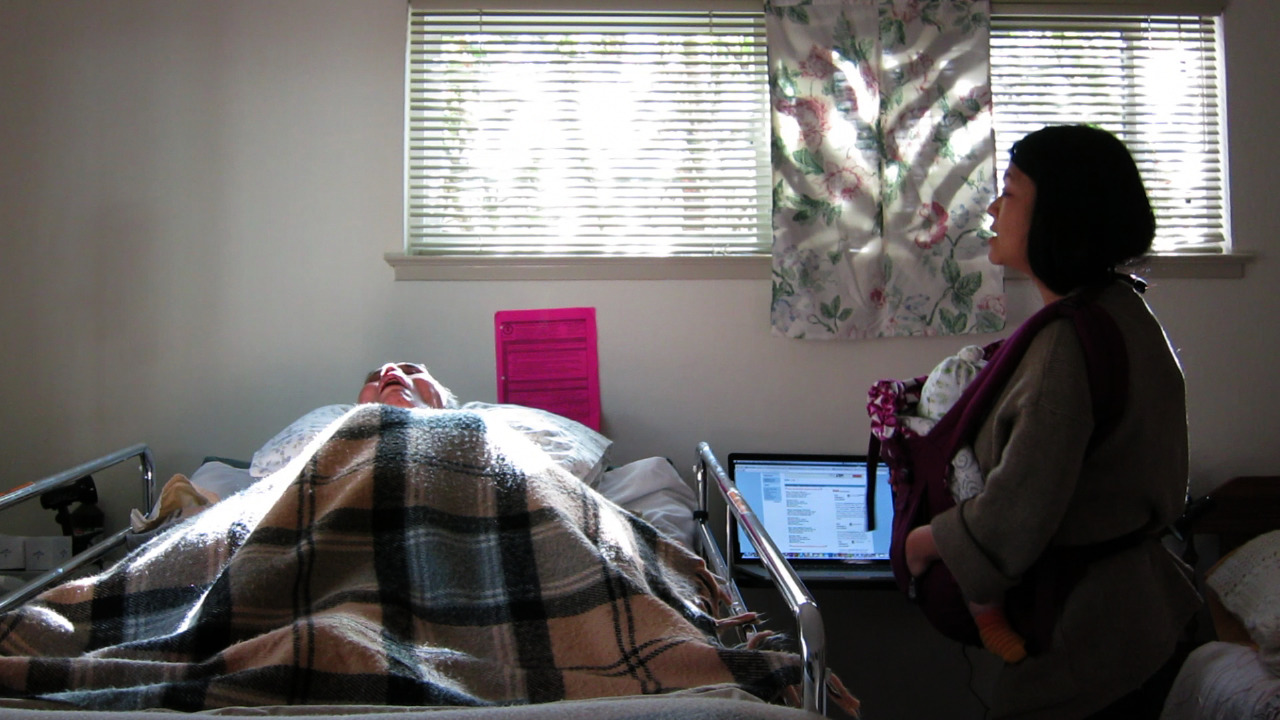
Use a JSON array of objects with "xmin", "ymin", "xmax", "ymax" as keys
[{"xmin": 1, "ymin": 2, "xmax": 1277, "ymax": 716}]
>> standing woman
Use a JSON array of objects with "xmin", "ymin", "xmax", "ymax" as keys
[{"xmin": 904, "ymin": 125, "xmax": 1201, "ymax": 720}]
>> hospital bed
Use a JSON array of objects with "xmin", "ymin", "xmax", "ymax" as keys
[{"xmin": 0, "ymin": 405, "xmax": 851, "ymax": 719}]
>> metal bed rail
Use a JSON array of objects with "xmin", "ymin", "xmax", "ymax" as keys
[
  {"xmin": 694, "ymin": 442, "xmax": 827, "ymax": 717},
  {"xmin": 0, "ymin": 443, "xmax": 156, "ymax": 614}
]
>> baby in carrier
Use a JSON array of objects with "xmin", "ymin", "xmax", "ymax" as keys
[{"xmin": 905, "ymin": 345, "xmax": 1027, "ymax": 663}]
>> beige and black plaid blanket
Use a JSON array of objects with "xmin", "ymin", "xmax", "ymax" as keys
[{"xmin": 0, "ymin": 406, "xmax": 803, "ymax": 711}]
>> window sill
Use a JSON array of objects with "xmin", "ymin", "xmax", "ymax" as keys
[
  {"xmin": 385, "ymin": 253, "xmax": 773, "ymax": 281},
  {"xmin": 385, "ymin": 251, "xmax": 1253, "ymax": 282},
  {"xmin": 1123, "ymin": 252, "xmax": 1253, "ymax": 280}
]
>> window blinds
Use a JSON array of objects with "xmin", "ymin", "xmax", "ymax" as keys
[
  {"xmin": 404, "ymin": 8, "xmax": 771, "ymax": 257},
  {"xmin": 405, "ymin": 7, "xmax": 1228, "ymax": 258},
  {"xmin": 990, "ymin": 14, "xmax": 1227, "ymax": 253}
]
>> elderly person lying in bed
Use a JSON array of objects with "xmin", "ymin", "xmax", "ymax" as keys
[
  {"xmin": 139, "ymin": 362, "xmax": 694, "ymax": 552},
  {"xmin": 252, "ymin": 361, "xmax": 607, "ymax": 487},
  {"xmin": 133, "ymin": 363, "xmax": 460, "ymax": 529}
]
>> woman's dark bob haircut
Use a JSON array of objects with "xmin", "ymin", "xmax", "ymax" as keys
[{"xmin": 1009, "ymin": 125, "xmax": 1156, "ymax": 296}]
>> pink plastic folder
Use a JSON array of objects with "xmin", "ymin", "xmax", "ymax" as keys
[{"xmin": 494, "ymin": 307, "xmax": 601, "ymax": 431}]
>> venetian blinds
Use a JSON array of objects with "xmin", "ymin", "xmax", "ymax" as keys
[
  {"xmin": 404, "ymin": 7, "xmax": 770, "ymax": 257},
  {"xmin": 990, "ymin": 14, "xmax": 1227, "ymax": 253}
]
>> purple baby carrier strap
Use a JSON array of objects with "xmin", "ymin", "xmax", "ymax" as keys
[{"xmin": 874, "ymin": 286, "xmax": 1128, "ymax": 650}]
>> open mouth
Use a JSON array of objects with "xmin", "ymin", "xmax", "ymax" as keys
[{"xmin": 378, "ymin": 375, "xmax": 408, "ymax": 393}]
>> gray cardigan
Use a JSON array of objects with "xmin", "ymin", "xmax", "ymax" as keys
[{"xmin": 932, "ymin": 280, "xmax": 1201, "ymax": 719}]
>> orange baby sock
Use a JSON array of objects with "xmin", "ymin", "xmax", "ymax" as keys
[{"xmin": 976, "ymin": 608, "xmax": 1027, "ymax": 664}]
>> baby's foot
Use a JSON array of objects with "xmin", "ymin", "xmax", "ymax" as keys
[{"xmin": 975, "ymin": 610, "xmax": 1027, "ymax": 664}]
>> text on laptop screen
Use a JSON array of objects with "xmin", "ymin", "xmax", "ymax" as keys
[{"xmin": 730, "ymin": 455, "xmax": 893, "ymax": 562}]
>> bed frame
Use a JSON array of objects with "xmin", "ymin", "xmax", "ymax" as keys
[
  {"xmin": 0, "ymin": 442, "xmax": 831, "ymax": 716},
  {"xmin": 693, "ymin": 442, "xmax": 828, "ymax": 716},
  {"xmin": 0, "ymin": 444, "xmax": 155, "ymax": 615}
]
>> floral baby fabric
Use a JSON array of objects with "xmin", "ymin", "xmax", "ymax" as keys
[{"xmin": 869, "ymin": 343, "xmax": 994, "ymax": 502}]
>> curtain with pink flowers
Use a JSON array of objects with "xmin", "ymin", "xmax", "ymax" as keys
[{"xmin": 769, "ymin": 0, "xmax": 1005, "ymax": 339}]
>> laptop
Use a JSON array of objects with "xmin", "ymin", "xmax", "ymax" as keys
[{"xmin": 727, "ymin": 452, "xmax": 895, "ymax": 584}]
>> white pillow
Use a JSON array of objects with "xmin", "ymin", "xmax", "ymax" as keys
[
  {"xmin": 250, "ymin": 404, "xmax": 355, "ymax": 478},
  {"xmin": 462, "ymin": 402, "xmax": 612, "ymax": 488},
  {"xmin": 1206, "ymin": 529, "xmax": 1280, "ymax": 675},
  {"xmin": 594, "ymin": 457, "xmax": 698, "ymax": 550}
]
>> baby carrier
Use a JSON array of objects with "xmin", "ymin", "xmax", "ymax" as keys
[{"xmin": 867, "ymin": 285, "xmax": 1133, "ymax": 653}]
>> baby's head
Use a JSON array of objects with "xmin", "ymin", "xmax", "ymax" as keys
[{"xmin": 918, "ymin": 346, "xmax": 988, "ymax": 421}]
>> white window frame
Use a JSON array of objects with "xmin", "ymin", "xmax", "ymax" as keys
[{"xmin": 390, "ymin": 0, "xmax": 1246, "ymax": 281}]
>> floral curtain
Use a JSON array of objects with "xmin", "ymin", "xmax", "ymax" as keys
[{"xmin": 769, "ymin": 0, "xmax": 1005, "ymax": 339}]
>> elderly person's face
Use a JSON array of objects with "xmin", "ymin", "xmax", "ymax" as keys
[{"xmin": 358, "ymin": 363, "xmax": 449, "ymax": 409}]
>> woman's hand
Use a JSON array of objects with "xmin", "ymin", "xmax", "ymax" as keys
[{"xmin": 905, "ymin": 525, "xmax": 940, "ymax": 577}]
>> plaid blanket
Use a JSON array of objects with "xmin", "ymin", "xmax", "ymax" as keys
[{"xmin": 0, "ymin": 406, "xmax": 803, "ymax": 711}]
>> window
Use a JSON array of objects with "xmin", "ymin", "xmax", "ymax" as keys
[
  {"xmin": 403, "ymin": 2, "xmax": 770, "ymax": 260},
  {"xmin": 990, "ymin": 12, "xmax": 1228, "ymax": 255},
  {"xmin": 399, "ymin": 2, "xmax": 1231, "ymax": 276}
]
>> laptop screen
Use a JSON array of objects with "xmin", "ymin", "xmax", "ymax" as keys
[{"xmin": 728, "ymin": 453, "xmax": 893, "ymax": 564}]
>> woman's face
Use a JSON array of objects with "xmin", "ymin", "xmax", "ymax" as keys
[
  {"xmin": 987, "ymin": 164, "xmax": 1037, "ymax": 276},
  {"xmin": 357, "ymin": 363, "xmax": 449, "ymax": 409}
]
